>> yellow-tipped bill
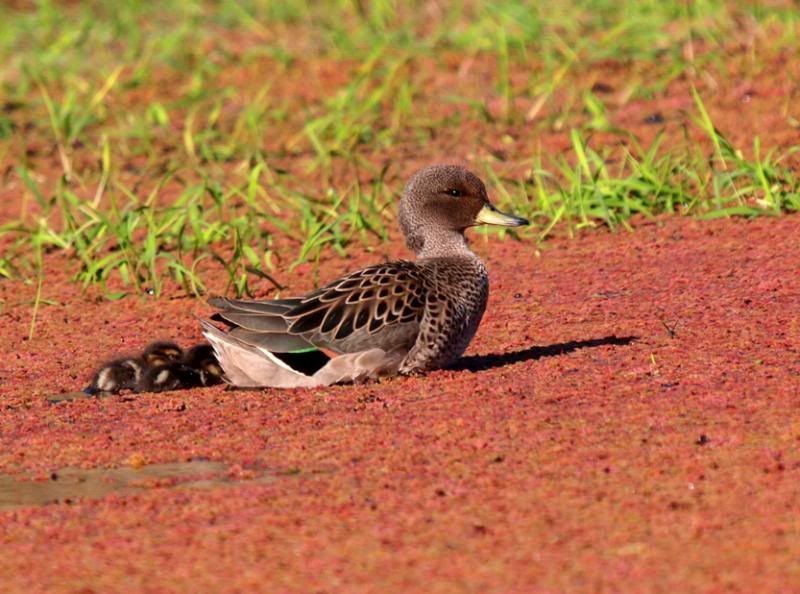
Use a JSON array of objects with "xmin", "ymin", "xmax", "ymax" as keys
[{"xmin": 475, "ymin": 203, "xmax": 529, "ymax": 227}]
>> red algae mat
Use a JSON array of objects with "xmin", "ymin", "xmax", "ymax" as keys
[{"xmin": 1, "ymin": 215, "xmax": 800, "ymax": 593}]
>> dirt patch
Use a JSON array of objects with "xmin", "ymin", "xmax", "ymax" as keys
[
  {"xmin": 0, "ymin": 461, "xmax": 235, "ymax": 509},
  {"xmin": 1, "ymin": 214, "xmax": 798, "ymax": 592}
]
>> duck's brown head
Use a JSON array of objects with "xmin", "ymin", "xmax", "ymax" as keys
[{"xmin": 398, "ymin": 164, "xmax": 528, "ymax": 256}]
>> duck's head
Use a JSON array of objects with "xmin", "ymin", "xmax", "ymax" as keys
[{"xmin": 399, "ymin": 164, "xmax": 528, "ymax": 256}]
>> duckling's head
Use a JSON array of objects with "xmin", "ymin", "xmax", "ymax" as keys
[
  {"xmin": 183, "ymin": 343, "xmax": 225, "ymax": 386},
  {"xmin": 142, "ymin": 341, "xmax": 183, "ymax": 367},
  {"xmin": 399, "ymin": 164, "xmax": 528, "ymax": 256}
]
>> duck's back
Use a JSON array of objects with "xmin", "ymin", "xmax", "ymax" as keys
[
  {"xmin": 288, "ymin": 256, "xmax": 488, "ymax": 372},
  {"xmin": 287, "ymin": 260, "xmax": 427, "ymax": 356}
]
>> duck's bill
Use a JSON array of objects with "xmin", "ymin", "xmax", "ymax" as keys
[{"xmin": 475, "ymin": 203, "xmax": 529, "ymax": 227}]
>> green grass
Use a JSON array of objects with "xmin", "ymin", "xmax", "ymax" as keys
[
  {"xmin": 485, "ymin": 124, "xmax": 800, "ymax": 242},
  {"xmin": 0, "ymin": 0, "xmax": 798, "ymax": 300}
]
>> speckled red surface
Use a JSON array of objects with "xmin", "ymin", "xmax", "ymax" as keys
[{"xmin": 1, "ymin": 215, "xmax": 799, "ymax": 593}]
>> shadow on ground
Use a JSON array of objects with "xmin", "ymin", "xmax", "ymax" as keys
[{"xmin": 453, "ymin": 335, "xmax": 638, "ymax": 373}]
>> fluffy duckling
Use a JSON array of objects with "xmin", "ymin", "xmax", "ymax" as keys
[
  {"xmin": 138, "ymin": 344, "xmax": 225, "ymax": 392},
  {"xmin": 183, "ymin": 343, "xmax": 225, "ymax": 387},
  {"xmin": 85, "ymin": 357, "xmax": 145, "ymax": 395},
  {"xmin": 85, "ymin": 341, "xmax": 226, "ymax": 395},
  {"xmin": 85, "ymin": 341, "xmax": 183, "ymax": 395},
  {"xmin": 138, "ymin": 361, "xmax": 202, "ymax": 392},
  {"xmin": 142, "ymin": 341, "xmax": 184, "ymax": 367}
]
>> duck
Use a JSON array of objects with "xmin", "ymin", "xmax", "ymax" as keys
[{"xmin": 202, "ymin": 164, "xmax": 528, "ymax": 388}]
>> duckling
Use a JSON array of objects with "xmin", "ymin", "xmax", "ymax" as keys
[
  {"xmin": 85, "ymin": 357, "xmax": 145, "ymax": 395},
  {"xmin": 85, "ymin": 341, "xmax": 180, "ymax": 395},
  {"xmin": 182, "ymin": 343, "xmax": 225, "ymax": 387},
  {"xmin": 137, "ymin": 344, "xmax": 225, "ymax": 392},
  {"xmin": 85, "ymin": 341, "xmax": 227, "ymax": 395},
  {"xmin": 142, "ymin": 341, "xmax": 183, "ymax": 367},
  {"xmin": 138, "ymin": 361, "xmax": 202, "ymax": 393}
]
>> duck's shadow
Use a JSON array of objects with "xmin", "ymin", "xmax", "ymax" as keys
[{"xmin": 452, "ymin": 335, "xmax": 638, "ymax": 373}]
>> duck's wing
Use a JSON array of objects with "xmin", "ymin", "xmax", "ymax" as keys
[
  {"xmin": 209, "ymin": 261, "xmax": 429, "ymax": 354},
  {"xmin": 208, "ymin": 296, "xmax": 313, "ymax": 352},
  {"xmin": 283, "ymin": 261, "xmax": 428, "ymax": 352},
  {"xmin": 208, "ymin": 297, "xmax": 302, "ymax": 316}
]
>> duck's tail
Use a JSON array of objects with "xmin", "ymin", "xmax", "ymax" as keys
[
  {"xmin": 200, "ymin": 321, "xmax": 330, "ymax": 388},
  {"xmin": 201, "ymin": 321, "xmax": 401, "ymax": 389}
]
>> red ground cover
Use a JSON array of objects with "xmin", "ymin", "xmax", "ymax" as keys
[{"xmin": 1, "ymin": 214, "xmax": 798, "ymax": 592}]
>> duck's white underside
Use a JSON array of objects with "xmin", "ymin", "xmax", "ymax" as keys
[{"xmin": 202, "ymin": 322, "xmax": 400, "ymax": 388}]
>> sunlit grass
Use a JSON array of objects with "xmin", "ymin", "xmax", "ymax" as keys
[
  {"xmin": 0, "ymin": 0, "xmax": 798, "ymax": 300},
  {"xmin": 484, "ymin": 125, "xmax": 800, "ymax": 243}
]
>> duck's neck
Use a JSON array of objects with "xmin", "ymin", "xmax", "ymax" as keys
[{"xmin": 408, "ymin": 227, "xmax": 476, "ymax": 260}]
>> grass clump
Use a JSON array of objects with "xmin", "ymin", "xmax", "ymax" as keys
[
  {"xmin": 487, "ymin": 126, "xmax": 800, "ymax": 242},
  {"xmin": 0, "ymin": 0, "xmax": 798, "ymax": 300},
  {"xmin": 4, "ymin": 159, "xmax": 391, "ymax": 297}
]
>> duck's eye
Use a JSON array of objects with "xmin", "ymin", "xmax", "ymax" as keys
[{"xmin": 446, "ymin": 188, "xmax": 462, "ymax": 197}]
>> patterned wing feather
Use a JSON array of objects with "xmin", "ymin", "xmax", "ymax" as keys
[{"xmin": 285, "ymin": 262, "xmax": 427, "ymax": 343}]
